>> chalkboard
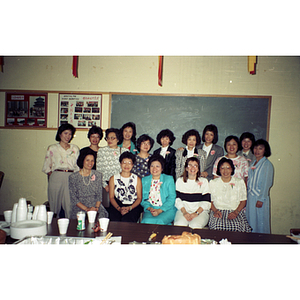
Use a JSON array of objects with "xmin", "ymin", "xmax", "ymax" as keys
[{"xmin": 110, "ymin": 93, "xmax": 271, "ymax": 152}]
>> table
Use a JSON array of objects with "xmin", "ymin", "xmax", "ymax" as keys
[{"xmin": 3, "ymin": 217, "xmax": 296, "ymax": 244}]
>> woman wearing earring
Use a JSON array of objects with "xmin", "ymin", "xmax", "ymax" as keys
[
  {"xmin": 69, "ymin": 150, "xmax": 108, "ymax": 219},
  {"xmin": 197, "ymin": 124, "xmax": 224, "ymax": 181},
  {"xmin": 42, "ymin": 123, "xmax": 79, "ymax": 218},
  {"xmin": 175, "ymin": 129, "xmax": 206, "ymax": 180},
  {"xmin": 118, "ymin": 122, "xmax": 137, "ymax": 154},
  {"xmin": 79, "ymin": 125, "xmax": 103, "ymax": 169}
]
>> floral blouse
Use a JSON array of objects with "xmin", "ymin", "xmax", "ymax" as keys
[
  {"xmin": 42, "ymin": 143, "xmax": 80, "ymax": 174},
  {"xmin": 148, "ymin": 179, "xmax": 163, "ymax": 207}
]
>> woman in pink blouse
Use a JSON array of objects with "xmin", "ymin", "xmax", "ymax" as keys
[{"xmin": 42, "ymin": 123, "xmax": 80, "ymax": 218}]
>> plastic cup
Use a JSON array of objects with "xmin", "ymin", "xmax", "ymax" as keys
[
  {"xmin": 47, "ymin": 211, "xmax": 54, "ymax": 224},
  {"xmin": 99, "ymin": 217, "xmax": 109, "ymax": 232},
  {"xmin": 4, "ymin": 210, "xmax": 12, "ymax": 223},
  {"xmin": 87, "ymin": 211, "xmax": 97, "ymax": 223},
  {"xmin": 57, "ymin": 218, "xmax": 69, "ymax": 235}
]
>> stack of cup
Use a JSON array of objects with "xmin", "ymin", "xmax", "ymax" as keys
[
  {"xmin": 47, "ymin": 212, "xmax": 54, "ymax": 224},
  {"xmin": 16, "ymin": 198, "xmax": 27, "ymax": 222},
  {"xmin": 11, "ymin": 203, "xmax": 18, "ymax": 223},
  {"xmin": 58, "ymin": 218, "xmax": 69, "ymax": 235}
]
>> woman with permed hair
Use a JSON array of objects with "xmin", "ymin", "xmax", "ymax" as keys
[
  {"xmin": 153, "ymin": 129, "xmax": 176, "ymax": 181},
  {"xmin": 42, "ymin": 123, "xmax": 80, "ymax": 218},
  {"xmin": 96, "ymin": 128, "xmax": 129, "ymax": 207},
  {"xmin": 118, "ymin": 122, "xmax": 137, "ymax": 154},
  {"xmin": 196, "ymin": 124, "xmax": 224, "ymax": 181},
  {"xmin": 175, "ymin": 129, "xmax": 206, "ymax": 180},
  {"xmin": 131, "ymin": 134, "xmax": 154, "ymax": 178},
  {"xmin": 79, "ymin": 125, "xmax": 103, "ymax": 169},
  {"xmin": 246, "ymin": 139, "xmax": 274, "ymax": 234}
]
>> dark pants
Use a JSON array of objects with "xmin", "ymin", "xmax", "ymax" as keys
[{"xmin": 109, "ymin": 199, "xmax": 143, "ymax": 223}]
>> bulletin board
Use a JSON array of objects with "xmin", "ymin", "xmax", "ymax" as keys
[
  {"xmin": 58, "ymin": 94, "xmax": 102, "ymax": 128},
  {"xmin": 110, "ymin": 93, "xmax": 271, "ymax": 151},
  {"xmin": 5, "ymin": 92, "xmax": 47, "ymax": 127}
]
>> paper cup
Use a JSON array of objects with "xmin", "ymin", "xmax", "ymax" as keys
[
  {"xmin": 57, "ymin": 218, "xmax": 69, "ymax": 235},
  {"xmin": 4, "ymin": 210, "xmax": 12, "ymax": 223},
  {"xmin": 47, "ymin": 211, "xmax": 54, "ymax": 224},
  {"xmin": 99, "ymin": 218, "xmax": 109, "ymax": 232},
  {"xmin": 87, "ymin": 211, "xmax": 97, "ymax": 223}
]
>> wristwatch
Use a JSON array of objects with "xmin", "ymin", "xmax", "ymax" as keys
[{"xmin": 195, "ymin": 211, "xmax": 200, "ymax": 215}]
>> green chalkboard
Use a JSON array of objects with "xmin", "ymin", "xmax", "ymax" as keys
[{"xmin": 111, "ymin": 93, "xmax": 271, "ymax": 152}]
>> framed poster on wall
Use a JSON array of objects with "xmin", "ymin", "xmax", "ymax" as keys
[
  {"xmin": 5, "ymin": 92, "xmax": 47, "ymax": 127},
  {"xmin": 58, "ymin": 94, "xmax": 102, "ymax": 128}
]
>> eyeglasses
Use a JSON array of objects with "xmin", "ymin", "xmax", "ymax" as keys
[
  {"xmin": 121, "ymin": 161, "xmax": 133, "ymax": 165},
  {"xmin": 105, "ymin": 136, "xmax": 117, "ymax": 141},
  {"xmin": 187, "ymin": 164, "xmax": 198, "ymax": 168},
  {"xmin": 141, "ymin": 142, "xmax": 151, "ymax": 146}
]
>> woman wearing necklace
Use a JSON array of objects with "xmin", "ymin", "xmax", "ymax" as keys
[
  {"xmin": 79, "ymin": 126, "xmax": 103, "ymax": 169},
  {"xmin": 118, "ymin": 122, "xmax": 137, "ymax": 154},
  {"xmin": 140, "ymin": 154, "xmax": 177, "ymax": 225},
  {"xmin": 42, "ymin": 123, "xmax": 79, "ymax": 218},
  {"xmin": 131, "ymin": 134, "xmax": 154, "ymax": 178},
  {"xmin": 108, "ymin": 152, "xmax": 143, "ymax": 222},
  {"xmin": 196, "ymin": 124, "xmax": 224, "ymax": 181},
  {"xmin": 69, "ymin": 150, "xmax": 108, "ymax": 219}
]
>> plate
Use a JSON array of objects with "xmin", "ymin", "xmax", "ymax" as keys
[{"xmin": 10, "ymin": 220, "xmax": 47, "ymax": 240}]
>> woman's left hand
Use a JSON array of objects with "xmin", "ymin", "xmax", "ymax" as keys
[
  {"xmin": 150, "ymin": 208, "xmax": 162, "ymax": 217},
  {"xmin": 256, "ymin": 201, "xmax": 263, "ymax": 208},
  {"xmin": 228, "ymin": 211, "xmax": 239, "ymax": 219}
]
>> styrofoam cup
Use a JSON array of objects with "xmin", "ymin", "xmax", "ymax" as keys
[
  {"xmin": 4, "ymin": 210, "xmax": 12, "ymax": 223},
  {"xmin": 57, "ymin": 218, "xmax": 69, "ymax": 235},
  {"xmin": 47, "ymin": 211, "xmax": 54, "ymax": 224},
  {"xmin": 87, "ymin": 211, "xmax": 97, "ymax": 223},
  {"xmin": 99, "ymin": 217, "xmax": 109, "ymax": 232}
]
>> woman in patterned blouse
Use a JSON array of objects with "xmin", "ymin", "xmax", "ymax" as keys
[{"xmin": 108, "ymin": 152, "xmax": 143, "ymax": 222}]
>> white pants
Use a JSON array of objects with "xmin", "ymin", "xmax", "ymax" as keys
[
  {"xmin": 48, "ymin": 171, "xmax": 72, "ymax": 218},
  {"xmin": 174, "ymin": 210, "xmax": 209, "ymax": 229}
]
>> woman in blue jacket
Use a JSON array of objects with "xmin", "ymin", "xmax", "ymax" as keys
[{"xmin": 141, "ymin": 154, "xmax": 177, "ymax": 225}]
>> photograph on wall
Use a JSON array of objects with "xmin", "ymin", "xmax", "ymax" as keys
[
  {"xmin": 58, "ymin": 94, "xmax": 102, "ymax": 128},
  {"xmin": 5, "ymin": 92, "xmax": 47, "ymax": 127}
]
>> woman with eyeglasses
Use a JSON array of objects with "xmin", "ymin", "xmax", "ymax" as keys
[
  {"xmin": 108, "ymin": 152, "xmax": 143, "ymax": 222},
  {"xmin": 96, "ymin": 128, "xmax": 129, "ymax": 207},
  {"xmin": 174, "ymin": 157, "xmax": 211, "ymax": 229}
]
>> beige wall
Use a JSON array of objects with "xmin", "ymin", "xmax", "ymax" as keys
[{"xmin": 0, "ymin": 56, "xmax": 299, "ymax": 235}]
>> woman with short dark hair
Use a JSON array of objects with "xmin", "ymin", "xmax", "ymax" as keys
[
  {"xmin": 42, "ymin": 123, "xmax": 79, "ymax": 218},
  {"xmin": 108, "ymin": 152, "xmax": 143, "ymax": 222},
  {"xmin": 246, "ymin": 139, "xmax": 274, "ymax": 234},
  {"xmin": 175, "ymin": 129, "xmax": 206, "ymax": 180},
  {"xmin": 196, "ymin": 124, "xmax": 224, "ymax": 181},
  {"xmin": 131, "ymin": 134, "xmax": 154, "ymax": 178},
  {"xmin": 153, "ymin": 129, "xmax": 176, "ymax": 181},
  {"xmin": 140, "ymin": 154, "xmax": 177, "ymax": 225},
  {"xmin": 208, "ymin": 158, "xmax": 251, "ymax": 232},
  {"xmin": 69, "ymin": 150, "xmax": 108, "ymax": 219},
  {"xmin": 79, "ymin": 126, "xmax": 103, "ymax": 169},
  {"xmin": 237, "ymin": 132, "xmax": 256, "ymax": 166}
]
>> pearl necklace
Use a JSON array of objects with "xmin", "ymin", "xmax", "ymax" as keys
[{"xmin": 81, "ymin": 171, "xmax": 92, "ymax": 186}]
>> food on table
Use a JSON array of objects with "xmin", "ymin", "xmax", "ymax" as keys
[{"xmin": 161, "ymin": 231, "xmax": 201, "ymax": 244}]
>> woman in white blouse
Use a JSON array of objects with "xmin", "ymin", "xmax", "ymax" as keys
[
  {"xmin": 208, "ymin": 157, "xmax": 251, "ymax": 232},
  {"xmin": 42, "ymin": 123, "xmax": 80, "ymax": 218},
  {"xmin": 174, "ymin": 157, "xmax": 211, "ymax": 229}
]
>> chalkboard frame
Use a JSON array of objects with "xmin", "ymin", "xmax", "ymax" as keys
[{"xmin": 110, "ymin": 92, "xmax": 272, "ymax": 151}]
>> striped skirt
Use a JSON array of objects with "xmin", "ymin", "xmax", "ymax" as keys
[{"xmin": 208, "ymin": 210, "xmax": 252, "ymax": 233}]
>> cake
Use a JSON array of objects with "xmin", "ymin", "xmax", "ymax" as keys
[{"xmin": 161, "ymin": 231, "xmax": 201, "ymax": 244}]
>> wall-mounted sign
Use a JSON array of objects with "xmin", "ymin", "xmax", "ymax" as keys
[
  {"xmin": 5, "ymin": 92, "xmax": 47, "ymax": 127},
  {"xmin": 58, "ymin": 94, "xmax": 102, "ymax": 128}
]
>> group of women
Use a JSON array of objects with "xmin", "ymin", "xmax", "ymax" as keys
[{"xmin": 42, "ymin": 122, "xmax": 274, "ymax": 234}]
